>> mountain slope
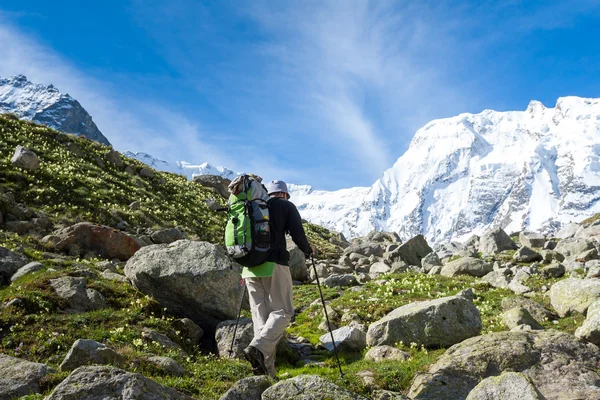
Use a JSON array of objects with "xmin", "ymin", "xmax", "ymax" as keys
[
  {"xmin": 0, "ymin": 75, "xmax": 110, "ymax": 145},
  {"xmin": 291, "ymin": 97, "xmax": 600, "ymax": 244}
]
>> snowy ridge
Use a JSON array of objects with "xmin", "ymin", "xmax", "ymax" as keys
[
  {"xmin": 291, "ymin": 97, "xmax": 600, "ymax": 244},
  {"xmin": 0, "ymin": 75, "xmax": 110, "ymax": 145},
  {"xmin": 123, "ymin": 151, "xmax": 238, "ymax": 180}
]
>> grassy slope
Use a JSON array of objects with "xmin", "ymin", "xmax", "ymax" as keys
[{"xmin": 0, "ymin": 115, "xmax": 586, "ymax": 398}]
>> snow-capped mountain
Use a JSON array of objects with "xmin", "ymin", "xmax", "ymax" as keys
[
  {"xmin": 124, "ymin": 151, "xmax": 238, "ymax": 180},
  {"xmin": 0, "ymin": 75, "xmax": 110, "ymax": 145},
  {"xmin": 291, "ymin": 97, "xmax": 600, "ymax": 244}
]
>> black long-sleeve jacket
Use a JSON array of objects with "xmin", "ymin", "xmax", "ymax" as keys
[{"xmin": 266, "ymin": 197, "xmax": 311, "ymax": 265}]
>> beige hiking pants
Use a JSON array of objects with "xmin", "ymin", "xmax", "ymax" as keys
[{"xmin": 246, "ymin": 263, "xmax": 294, "ymax": 376}]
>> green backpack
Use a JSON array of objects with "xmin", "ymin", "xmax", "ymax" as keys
[{"xmin": 225, "ymin": 175, "xmax": 271, "ymax": 267}]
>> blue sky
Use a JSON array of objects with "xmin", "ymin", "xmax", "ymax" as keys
[{"xmin": 1, "ymin": 1, "xmax": 600, "ymax": 190}]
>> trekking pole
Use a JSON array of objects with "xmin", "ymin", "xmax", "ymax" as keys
[
  {"xmin": 228, "ymin": 279, "xmax": 246, "ymax": 357},
  {"xmin": 310, "ymin": 254, "xmax": 344, "ymax": 378}
]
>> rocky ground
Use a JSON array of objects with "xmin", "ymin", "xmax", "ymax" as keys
[{"xmin": 2, "ymin": 114, "xmax": 600, "ymax": 399}]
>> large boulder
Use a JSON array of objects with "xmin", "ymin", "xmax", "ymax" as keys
[
  {"xmin": 0, "ymin": 246, "xmax": 29, "ymax": 284},
  {"xmin": 556, "ymin": 223, "xmax": 582, "ymax": 239},
  {"xmin": 421, "ymin": 252, "xmax": 442, "ymax": 273},
  {"xmin": 388, "ymin": 235, "xmax": 433, "ymax": 267},
  {"xmin": 11, "ymin": 145, "xmax": 40, "ymax": 170},
  {"xmin": 46, "ymin": 366, "xmax": 194, "ymax": 399},
  {"xmin": 60, "ymin": 339, "xmax": 124, "ymax": 371},
  {"xmin": 50, "ymin": 276, "xmax": 108, "ymax": 313},
  {"xmin": 218, "ymin": 376, "xmax": 272, "ymax": 400},
  {"xmin": 481, "ymin": 270, "xmax": 511, "ymax": 289},
  {"xmin": 554, "ymin": 238, "xmax": 596, "ymax": 260},
  {"xmin": 549, "ymin": 278, "xmax": 600, "ymax": 317},
  {"xmin": 479, "ymin": 228, "xmax": 517, "ymax": 254},
  {"xmin": 500, "ymin": 297, "xmax": 557, "ymax": 322},
  {"xmin": 261, "ymin": 375, "xmax": 368, "ymax": 400},
  {"xmin": 43, "ymin": 222, "xmax": 141, "ymax": 260},
  {"xmin": 518, "ymin": 232, "xmax": 546, "ymax": 249},
  {"xmin": 0, "ymin": 354, "xmax": 54, "ymax": 399},
  {"xmin": 366, "ymin": 293, "xmax": 481, "ymax": 348},
  {"xmin": 343, "ymin": 242, "xmax": 384, "ymax": 258},
  {"xmin": 408, "ymin": 330, "xmax": 600, "ymax": 400},
  {"xmin": 192, "ymin": 174, "xmax": 232, "ymax": 198},
  {"xmin": 319, "ymin": 326, "xmax": 366, "ymax": 352},
  {"xmin": 465, "ymin": 372, "xmax": 545, "ymax": 400},
  {"xmin": 502, "ymin": 307, "xmax": 543, "ymax": 330},
  {"xmin": 440, "ymin": 257, "xmax": 492, "ymax": 277},
  {"xmin": 513, "ymin": 247, "xmax": 542, "ymax": 263},
  {"xmin": 287, "ymin": 239, "xmax": 309, "ymax": 282},
  {"xmin": 215, "ymin": 318, "xmax": 254, "ymax": 359},
  {"xmin": 124, "ymin": 241, "xmax": 242, "ymax": 331},
  {"xmin": 575, "ymin": 299, "xmax": 600, "ymax": 346}
]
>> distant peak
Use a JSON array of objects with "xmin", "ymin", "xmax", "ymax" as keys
[
  {"xmin": 13, "ymin": 74, "xmax": 28, "ymax": 82},
  {"xmin": 526, "ymin": 100, "xmax": 545, "ymax": 114}
]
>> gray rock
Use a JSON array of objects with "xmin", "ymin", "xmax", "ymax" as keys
[
  {"xmin": 508, "ymin": 279, "xmax": 533, "ymax": 295},
  {"xmin": 323, "ymin": 273, "xmax": 357, "ymax": 287},
  {"xmin": 101, "ymin": 270, "xmax": 130, "ymax": 283},
  {"xmin": 540, "ymin": 262, "xmax": 565, "ymax": 278},
  {"xmin": 369, "ymin": 262, "xmax": 391, "ymax": 275},
  {"xmin": 436, "ymin": 242, "xmax": 466, "ymax": 259},
  {"xmin": 173, "ymin": 318, "xmax": 203, "ymax": 345},
  {"xmin": 287, "ymin": 239, "xmax": 309, "ymax": 282},
  {"xmin": 124, "ymin": 165, "xmax": 135, "ymax": 175},
  {"xmin": 500, "ymin": 297, "xmax": 557, "ymax": 322},
  {"xmin": 554, "ymin": 238, "xmax": 596, "ymax": 260},
  {"xmin": 587, "ymin": 265, "xmax": 600, "ymax": 279},
  {"xmin": 366, "ymin": 294, "xmax": 481, "ymax": 348},
  {"xmin": 139, "ymin": 167, "xmax": 155, "ymax": 178},
  {"xmin": 543, "ymin": 240, "xmax": 557, "ymax": 250},
  {"xmin": 513, "ymin": 246, "xmax": 542, "ymax": 263},
  {"xmin": 440, "ymin": 257, "xmax": 492, "ymax": 277},
  {"xmin": 364, "ymin": 345, "xmax": 410, "ymax": 362},
  {"xmin": 50, "ymin": 276, "xmax": 108, "ymax": 313},
  {"xmin": 218, "ymin": 376, "xmax": 272, "ymax": 400},
  {"xmin": 421, "ymin": 252, "xmax": 442, "ymax": 273},
  {"xmin": 576, "ymin": 248, "xmax": 599, "ymax": 262},
  {"xmin": 388, "ymin": 235, "xmax": 433, "ymax": 267},
  {"xmin": 60, "ymin": 339, "xmax": 124, "ymax": 371},
  {"xmin": 124, "ymin": 241, "xmax": 242, "ymax": 330},
  {"xmin": 428, "ymin": 265, "xmax": 442, "ymax": 275},
  {"xmin": 0, "ymin": 354, "xmax": 54, "ymax": 399},
  {"xmin": 465, "ymin": 372, "xmax": 545, "ymax": 400},
  {"xmin": 556, "ymin": 223, "xmax": 582, "ymax": 239},
  {"xmin": 519, "ymin": 232, "xmax": 546, "ymax": 249},
  {"xmin": 502, "ymin": 307, "xmax": 543, "ymax": 330},
  {"xmin": 10, "ymin": 261, "xmax": 43, "ymax": 282},
  {"xmin": 261, "ymin": 375, "xmax": 368, "ymax": 400},
  {"xmin": 575, "ymin": 299, "xmax": 600, "ymax": 346},
  {"xmin": 215, "ymin": 318, "xmax": 254, "ymax": 359},
  {"xmin": 343, "ymin": 242, "xmax": 384, "ymax": 258},
  {"xmin": 5, "ymin": 220, "xmax": 35, "ymax": 235},
  {"xmin": 319, "ymin": 326, "xmax": 366, "ymax": 352},
  {"xmin": 105, "ymin": 150, "xmax": 123, "ymax": 167},
  {"xmin": 482, "ymin": 270, "xmax": 511, "ymax": 289},
  {"xmin": 192, "ymin": 174, "xmax": 232, "ymax": 199},
  {"xmin": 46, "ymin": 365, "xmax": 194, "ymax": 399},
  {"xmin": 479, "ymin": 228, "xmax": 517, "ymax": 254},
  {"xmin": 142, "ymin": 329, "xmax": 184, "ymax": 353},
  {"xmin": 549, "ymin": 278, "xmax": 600, "ymax": 317},
  {"xmin": 65, "ymin": 142, "xmax": 84, "ymax": 157},
  {"xmin": 11, "ymin": 145, "xmax": 40, "ymax": 170},
  {"xmin": 150, "ymin": 227, "xmax": 187, "ymax": 244},
  {"xmin": 147, "ymin": 356, "xmax": 185, "ymax": 376},
  {"xmin": 372, "ymin": 390, "xmax": 409, "ymax": 400},
  {"xmin": 0, "ymin": 246, "xmax": 29, "ymax": 284},
  {"xmin": 408, "ymin": 330, "xmax": 600, "ymax": 400}
]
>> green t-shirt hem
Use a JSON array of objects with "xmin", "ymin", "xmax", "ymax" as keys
[{"xmin": 241, "ymin": 261, "xmax": 275, "ymax": 278}]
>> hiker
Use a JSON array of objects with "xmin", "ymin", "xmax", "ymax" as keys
[{"xmin": 243, "ymin": 180, "xmax": 313, "ymax": 377}]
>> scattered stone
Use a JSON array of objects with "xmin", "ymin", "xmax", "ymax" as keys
[
  {"xmin": 549, "ymin": 278, "xmax": 600, "ymax": 317},
  {"xmin": 60, "ymin": 339, "xmax": 124, "ymax": 371},
  {"xmin": 124, "ymin": 165, "xmax": 135, "ymax": 175},
  {"xmin": 372, "ymin": 390, "xmax": 409, "ymax": 400},
  {"xmin": 147, "ymin": 356, "xmax": 185, "ymax": 376},
  {"xmin": 482, "ymin": 269, "xmax": 511, "ymax": 289},
  {"xmin": 543, "ymin": 240, "xmax": 557, "ymax": 250},
  {"xmin": 519, "ymin": 232, "xmax": 546, "ymax": 249},
  {"xmin": 465, "ymin": 372, "xmax": 545, "ymax": 400},
  {"xmin": 139, "ymin": 167, "xmax": 155, "ymax": 178},
  {"xmin": 173, "ymin": 318, "xmax": 204, "ymax": 345},
  {"xmin": 319, "ymin": 326, "xmax": 366, "ymax": 352},
  {"xmin": 428, "ymin": 265, "xmax": 442, "ymax": 275},
  {"xmin": 50, "ymin": 276, "xmax": 108, "ymax": 313},
  {"xmin": 387, "ymin": 234, "xmax": 433, "ymax": 267},
  {"xmin": 129, "ymin": 201, "xmax": 141, "ymax": 210},
  {"xmin": 508, "ymin": 279, "xmax": 533, "ymax": 295},
  {"xmin": 116, "ymin": 220, "xmax": 129, "ymax": 230},
  {"xmin": 142, "ymin": 329, "xmax": 184, "ymax": 353},
  {"xmin": 513, "ymin": 246, "xmax": 542, "ymax": 263},
  {"xmin": 11, "ymin": 145, "xmax": 40, "ymax": 170},
  {"xmin": 104, "ymin": 150, "xmax": 123, "ymax": 167},
  {"xmin": 150, "ymin": 227, "xmax": 187, "ymax": 244},
  {"xmin": 5, "ymin": 220, "xmax": 35, "ymax": 235},
  {"xmin": 502, "ymin": 307, "xmax": 543, "ymax": 330},
  {"xmin": 440, "ymin": 257, "xmax": 492, "ymax": 277},
  {"xmin": 576, "ymin": 248, "xmax": 599, "ymax": 262},
  {"xmin": 261, "ymin": 375, "xmax": 368, "ymax": 400},
  {"xmin": 575, "ymin": 300, "xmax": 600, "ymax": 346},
  {"xmin": 101, "ymin": 270, "xmax": 130, "ymax": 283},
  {"xmin": 287, "ymin": 239, "xmax": 309, "ymax": 282},
  {"xmin": 369, "ymin": 262, "xmax": 391, "ymax": 275},
  {"xmin": 408, "ymin": 330, "xmax": 600, "ymax": 400},
  {"xmin": 556, "ymin": 223, "xmax": 582, "ymax": 239},
  {"xmin": 94, "ymin": 157, "xmax": 105, "ymax": 168},
  {"xmin": 366, "ymin": 293, "xmax": 481, "ymax": 348},
  {"xmin": 479, "ymin": 228, "xmax": 517, "ymax": 254},
  {"xmin": 124, "ymin": 240, "xmax": 242, "ymax": 331},
  {"xmin": 356, "ymin": 370, "xmax": 378, "ymax": 388},
  {"xmin": 0, "ymin": 354, "xmax": 54, "ymax": 399},
  {"xmin": 500, "ymin": 297, "xmax": 557, "ymax": 322},
  {"xmin": 46, "ymin": 366, "xmax": 194, "ymax": 399},
  {"xmin": 540, "ymin": 262, "xmax": 565, "ymax": 278},
  {"xmin": 215, "ymin": 318, "xmax": 254, "ymax": 359},
  {"xmin": 2, "ymin": 298, "xmax": 24, "ymax": 309},
  {"xmin": 10, "ymin": 261, "xmax": 43, "ymax": 282},
  {"xmin": 421, "ymin": 252, "xmax": 442, "ymax": 273},
  {"xmin": 364, "ymin": 345, "xmax": 410, "ymax": 362},
  {"xmin": 323, "ymin": 273, "xmax": 357, "ymax": 287},
  {"xmin": 64, "ymin": 142, "xmax": 84, "ymax": 157},
  {"xmin": 218, "ymin": 376, "xmax": 272, "ymax": 400},
  {"xmin": 0, "ymin": 246, "xmax": 29, "ymax": 284},
  {"xmin": 554, "ymin": 238, "xmax": 595, "ymax": 260},
  {"xmin": 193, "ymin": 175, "xmax": 232, "ymax": 199}
]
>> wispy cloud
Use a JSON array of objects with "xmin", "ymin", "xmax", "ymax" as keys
[{"xmin": 0, "ymin": 14, "xmax": 238, "ymax": 172}]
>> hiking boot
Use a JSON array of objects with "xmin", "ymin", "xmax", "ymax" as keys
[{"xmin": 244, "ymin": 345, "xmax": 268, "ymax": 375}]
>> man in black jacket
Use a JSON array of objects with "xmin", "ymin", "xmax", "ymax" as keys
[{"xmin": 243, "ymin": 180, "xmax": 312, "ymax": 377}]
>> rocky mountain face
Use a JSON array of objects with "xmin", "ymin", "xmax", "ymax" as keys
[
  {"xmin": 0, "ymin": 75, "xmax": 110, "ymax": 145},
  {"xmin": 291, "ymin": 97, "xmax": 600, "ymax": 245}
]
